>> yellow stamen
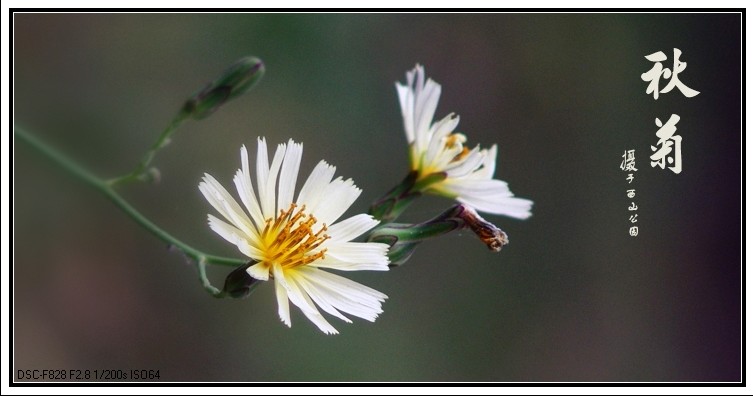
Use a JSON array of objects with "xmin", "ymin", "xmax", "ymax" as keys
[
  {"xmin": 444, "ymin": 134, "xmax": 470, "ymax": 163},
  {"xmin": 260, "ymin": 203, "xmax": 329, "ymax": 271},
  {"xmin": 444, "ymin": 134, "xmax": 463, "ymax": 148},
  {"xmin": 452, "ymin": 146, "xmax": 470, "ymax": 162}
]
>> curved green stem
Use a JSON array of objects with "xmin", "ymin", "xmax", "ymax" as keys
[
  {"xmin": 197, "ymin": 257, "xmax": 226, "ymax": 298},
  {"xmin": 14, "ymin": 125, "xmax": 245, "ymax": 269},
  {"xmin": 107, "ymin": 111, "xmax": 189, "ymax": 186}
]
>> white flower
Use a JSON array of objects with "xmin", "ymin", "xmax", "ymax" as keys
[
  {"xmin": 396, "ymin": 65, "xmax": 533, "ymax": 219},
  {"xmin": 199, "ymin": 138, "xmax": 390, "ymax": 334}
]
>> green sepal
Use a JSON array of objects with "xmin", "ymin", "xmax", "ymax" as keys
[
  {"xmin": 222, "ymin": 261, "xmax": 262, "ymax": 299},
  {"xmin": 413, "ymin": 172, "xmax": 447, "ymax": 192},
  {"xmin": 369, "ymin": 171, "xmax": 421, "ymax": 223},
  {"xmin": 183, "ymin": 56, "xmax": 265, "ymax": 119}
]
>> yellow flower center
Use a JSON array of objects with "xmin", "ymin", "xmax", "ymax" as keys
[
  {"xmin": 417, "ymin": 133, "xmax": 471, "ymax": 177},
  {"xmin": 259, "ymin": 203, "xmax": 329, "ymax": 270},
  {"xmin": 445, "ymin": 134, "xmax": 470, "ymax": 162}
]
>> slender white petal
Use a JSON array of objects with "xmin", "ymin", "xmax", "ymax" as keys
[
  {"xmin": 297, "ymin": 266, "xmax": 387, "ymax": 310},
  {"xmin": 274, "ymin": 274, "xmax": 291, "ymax": 327},
  {"xmin": 199, "ymin": 175, "xmax": 255, "ymax": 237},
  {"xmin": 324, "ymin": 241, "xmax": 391, "ymax": 266},
  {"xmin": 277, "ymin": 139, "xmax": 302, "ymax": 213},
  {"xmin": 396, "ymin": 83, "xmax": 415, "ymax": 143},
  {"xmin": 206, "ymin": 214, "xmax": 261, "ymax": 257},
  {"xmin": 294, "ymin": 274, "xmax": 353, "ymax": 323},
  {"xmin": 445, "ymin": 147, "xmax": 484, "ymax": 178},
  {"xmin": 472, "ymin": 144, "xmax": 498, "ymax": 180},
  {"xmin": 309, "ymin": 178, "xmax": 362, "ymax": 226},
  {"xmin": 280, "ymin": 266, "xmax": 339, "ymax": 335},
  {"xmin": 326, "ymin": 214, "xmax": 381, "ymax": 242},
  {"xmin": 207, "ymin": 214, "xmax": 243, "ymax": 245},
  {"xmin": 457, "ymin": 195, "xmax": 534, "ymax": 219},
  {"xmin": 255, "ymin": 137, "xmax": 270, "ymax": 216},
  {"xmin": 298, "ymin": 301, "xmax": 339, "ymax": 335},
  {"xmin": 415, "ymin": 81, "xmax": 441, "ymax": 153},
  {"xmin": 233, "ymin": 145, "xmax": 265, "ymax": 228},
  {"xmin": 296, "ymin": 160, "xmax": 336, "ymax": 209},
  {"xmin": 310, "ymin": 255, "xmax": 390, "ymax": 272},
  {"xmin": 425, "ymin": 113, "xmax": 460, "ymax": 163},
  {"xmin": 441, "ymin": 179, "xmax": 513, "ymax": 196},
  {"xmin": 296, "ymin": 270, "xmax": 382, "ymax": 322},
  {"xmin": 260, "ymin": 142, "xmax": 286, "ymax": 219},
  {"xmin": 272, "ymin": 264, "xmax": 318, "ymax": 315}
]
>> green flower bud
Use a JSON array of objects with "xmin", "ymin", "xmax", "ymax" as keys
[
  {"xmin": 183, "ymin": 56, "xmax": 265, "ymax": 119},
  {"xmin": 222, "ymin": 261, "xmax": 261, "ymax": 299}
]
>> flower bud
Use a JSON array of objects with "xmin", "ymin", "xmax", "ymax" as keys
[
  {"xmin": 456, "ymin": 206, "xmax": 509, "ymax": 251},
  {"xmin": 366, "ymin": 203, "xmax": 509, "ymax": 269},
  {"xmin": 183, "ymin": 56, "xmax": 265, "ymax": 119},
  {"xmin": 136, "ymin": 167, "xmax": 161, "ymax": 184},
  {"xmin": 222, "ymin": 261, "xmax": 261, "ymax": 299}
]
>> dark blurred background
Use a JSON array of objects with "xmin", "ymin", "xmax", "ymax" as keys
[{"xmin": 13, "ymin": 13, "xmax": 741, "ymax": 382}]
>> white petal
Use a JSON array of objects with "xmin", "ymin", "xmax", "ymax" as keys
[
  {"xmin": 433, "ymin": 141, "xmax": 468, "ymax": 170},
  {"xmin": 445, "ymin": 147, "xmax": 485, "ymax": 178},
  {"xmin": 323, "ymin": 241, "xmax": 390, "ymax": 268},
  {"xmin": 296, "ymin": 267, "xmax": 387, "ymax": 316},
  {"xmin": 232, "ymin": 170, "xmax": 264, "ymax": 232},
  {"xmin": 442, "ymin": 179, "xmax": 513, "ymax": 197},
  {"xmin": 294, "ymin": 274, "xmax": 353, "ymax": 323},
  {"xmin": 199, "ymin": 174, "xmax": 255, "ymax": 237},
  {"xmin": 274, "ymin": 275, "xmax": 291, "ymax": 327},
  {"xmin": 206, "ymin": 214, "xmax": 261, "ymax": 257},
  {"xmin": 298, "ymin": 300, "xmax": 339, "ymax": 334},
  {"xmin": 277, "ymin": 139, "xmax": 303, "ymax": 212},
  {"xmin": 457, "ymin": 195, "xmax": 534, "ymax": 219},
  {"xmin": 207, "ymin": 214, "xmax": 243, "ymax": 245},
  {"xmin": 309, "ymin": 177, "xmax": 361, "ymax": 226},
  {"xmin": 272, "ymin": 264, "xmax": 317, "ymax": 315},
  {"xmin": 398, "ymin": 65, "xmax": 444, "ymax": 155},
  {"xmin": 296, "ymin": 269, "xmax": 382, "ymax": 322},
  {"xmin": 255, "ymin": 137, "xmax": 270, "ymax": 214},
  {"xmin": 236, "ymin": 240, "xmax": 266, "ymax": 260},
  {"xmin": 396, "ymin": 83, "xmax": 415, "ymax": 143},
  {"xmin": 326, "ymin": 214, "xmax": 380, "ymax": 242},
  {"xmin": 310, "ymin": 254, "xmax": 390, "ymax": 272},
  {"xmin": 298, "ymin": 266, "xmax": 387, "ymax": 303},
  {"xmin": 233, "ymin": 145, "xmax": 265, "ymax": 229},
  {"xmin": 472, "ymin": 144, "xmax": 498, "ymax": 180},
  {"xmin": 279, "ymin": 267, "xmax": 339, "ymax": 334},
  {"xmin": 425, "ymin": 113, "xmax": 459, "ymax": 163},
  {"xmin": 246, "ymin": 262, "xmax": 270, "ymax": 281},
  {"xmin": 415, "ymin": 81, "xmax": 442, "ymax": 153},
  {"xmin": 259, "ymin": 142, "xmax": 286, "ymax": 219},
  {"xmin": 297, "ymin": 160, "xmax": 336, "ymax": 209}
]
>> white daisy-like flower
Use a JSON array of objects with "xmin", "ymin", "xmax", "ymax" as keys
[
  {"xmin": 396, "ymin": 65, "xmax": 533, "ymax": 219},
  {"xmin": 199, "ymin": 138, "xmax": 390, "ymax": 334}
]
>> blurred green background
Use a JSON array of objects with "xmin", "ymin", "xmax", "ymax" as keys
[{"xmin": 13, "ymin": 13, "xmax": 741, "ymax": 381}]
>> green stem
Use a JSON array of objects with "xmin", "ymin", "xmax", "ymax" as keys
[
  {"xmin": 14, "ymin": 125, "xmax": 245, "ymax": 269},
  {"xmin": 368, "ymin": 204, "xmax": 465, "ymax": 266},
  {"xmin": 368, "ymin": 172, "xmax": 421, "ymax": 223},
  {"xmin": 368, "ymin": 171, "xmax": 448, "ymax": 223},
  {"xmin": 368, "ymin": 204, "xmax": 509, "ymax": 266},
  {"xmin": 107, "ymin": 111, "xmax": 189, "ymax": 186},
  {"xmin": 197, "ymin": 258, "xmax": 226, "ymax": 297}
]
